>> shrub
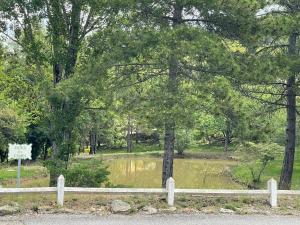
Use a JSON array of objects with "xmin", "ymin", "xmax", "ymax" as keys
[
  {"xmin": 44, "ymin": 159, "xmax": 67, "ymax": 186},
  {"xmin": 65, "ymin": 161, "xmax": 110, "ymax": 187},
  {"xmin": 234, "ymin": 142, "xmax": 282, "ymax": 188},
  {"xmin": 175, "ymin": 130, "xmax": 190, "ymax": 155}
]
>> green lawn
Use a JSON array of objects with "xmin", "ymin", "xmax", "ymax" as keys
[
  {"xmin": 232, "ymin": 147, "xmax": 300, "ymax": 190},
  {"xmin": 0, "ymin": 166, "xmax": 47, "ymax": 180},
  {"xmin": 1, "ymin": 144, "xmax": 300, "ymax": 190},
  {"xmin": 96, "ymin": 144, "xmax": 162, "ymax": 154}
]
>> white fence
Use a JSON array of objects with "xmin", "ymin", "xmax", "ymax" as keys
[{"xmin": 1, "ymin": 176, "xmax": 299, "ymax": 207}]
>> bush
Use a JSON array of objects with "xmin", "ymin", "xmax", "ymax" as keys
[
  {"xmin": 44, "ymin": 159, "xmax": 67, "ymax": 186},
  {"xmin": 65, "ymin": 161, "xmax": 110, "ymax": 187},
  {"xmin": 234, "ymin": 142, "xmax": 282, "ymax": 188},
  {"xmin": 175, "ymin": 130, "xmax": 190, "ymax": 155}
]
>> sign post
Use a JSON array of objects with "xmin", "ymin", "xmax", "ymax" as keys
[{"xmin": 8, "ymin": 144, "xmax": 32, "ymax": 188}]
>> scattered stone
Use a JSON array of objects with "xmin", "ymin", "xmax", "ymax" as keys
[
  {"xmin": 159, "ymin": 206, "xmax": 177, "ymax": 213},
  {"xmin": 111, "ymin": 200, "xmax": 131, "ymax": 213},
  {"xmin": 142, "ymin": 206, "xmax": 158, "ymax": 214},
  {"xmin": 38, "ymin": 206, "xmax": 52, "ymax": 212},
  {"xmin": 180, "ymin": 208, "xmax": 198, "ymax": 214},
  {"xmin": 0, "ymin": 204, "xmax": 20, "ymax": 216},
  {"xmin": 169, "ymin": 207, "xmax": 177, "ymax": 212},
  {"xmin": 90, "ymin": 207, "xmax": 96, "ymax": 212},
  {"xmin": 55, "ymin": 208, "xmax": 76, "ymax": 214},
  {"xmin": 220, "ymin": 208, "xmax": 234, "ymax": 214},
  {"xmin": 201, "ymin": 208, "xmax": 215, "ymax": 214}
]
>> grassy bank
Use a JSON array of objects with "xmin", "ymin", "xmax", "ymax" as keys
[
  {"xmin": 1, "ymin": 144, "xmax": 300, "ymax": 190},
  {"xmin": 232, "ymin": 148, "xmax": 300, "ymax": 190},
  {"xmin": 1, "ymin": 193, "xmax": 300, "ymax": 216}
]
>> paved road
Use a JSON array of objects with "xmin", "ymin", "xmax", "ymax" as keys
[{"xmin": 1, "ymin": 214, "xmax": 300, "ymax": 225}]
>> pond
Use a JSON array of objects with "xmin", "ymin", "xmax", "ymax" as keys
[{"xmin": 105, "ymin": 157, "xmax": 243, "ymax": 189}]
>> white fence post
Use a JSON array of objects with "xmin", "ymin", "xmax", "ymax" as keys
[
  {"xmin": 268, "ymin": 178, "xmax": 277, "ymax": 207},
  {"xmin": 57, "ymin": 175, "xmax": 65, "ymax": 206},
  {"xmin": 166, "ymin": 177, "xmax": 175, "ymax": 206}
]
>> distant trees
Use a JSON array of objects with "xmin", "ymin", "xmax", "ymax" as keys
[{"xmin": 0, "ymin": 0, "xmax": 299, "ymax": 190}]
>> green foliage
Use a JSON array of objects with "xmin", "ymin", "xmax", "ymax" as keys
[
  {"xmin": 0, "ymin": 104, "xmax": 27, "ymax": 162},
  {"xmin": 234, "ymin": 142, "xmax": 282, "ymax": 187},
  {"xmin": 44, "ymin": 159, "xmax": 109, "ymax": 187},
  {"xmin": 175, "ymin": 129, "xmax": 191, "ymax": 155},
  {"xmin": 43, "ymin": 159, "xmax": 67, "ymax": 186},
  {"xmin": 64, "ymin": 161, "xmax": 109, "ymax": 187},
  {"xmin": 0, "ymin": 0, "xmax": 298, "ymax": 188},
  {"xmin": 26, "ymin": 124, "xmax": 51, "ymax": 161}
]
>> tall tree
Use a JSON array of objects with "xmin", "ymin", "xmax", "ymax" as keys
[
  {"xmin": 0, "ymin": 0, "xmax": 121, "ymax": 184},
  {"xmin": 237, "ymin": 1, "xmax": 300, "ymax": 189},
  {"xmin": 120, "ymin": 0, "xmax": 261, "ymax": 187}
]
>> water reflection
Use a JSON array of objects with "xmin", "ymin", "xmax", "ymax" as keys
[{"xmin": 106, "ymin": 157, "xmax": 243, "ymax": 189}]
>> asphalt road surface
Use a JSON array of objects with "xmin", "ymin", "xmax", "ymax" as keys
[{"xmin": 1, "ymin": 214, "xmax": 300, "ymax": 225}]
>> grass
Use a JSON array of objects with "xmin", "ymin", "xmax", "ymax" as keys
[
  {"xmin": 1, "ymin": 193, "xmax": 300, "ymax": 215},
  {"xmin": 1, "ymin": 143, "xmax": 300, "ymax": 190},
  {"xmin": 231, "ymin": 147, "xmax": 300, "ymax": 190},
  {"xmin": 0, "ymin": 165, "xmax": 48, "ymax": 188},
  {"xmin": 96, "ymin": 144, "xmax": 162, "ymax": 155},
  {"xmin": 0, "ymin": 166, "xmax": 47, "ymax": 180}
]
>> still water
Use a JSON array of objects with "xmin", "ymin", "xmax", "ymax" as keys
[{"xmin": 106, "ymin": 157, "xmax": 243, "ymax": 189}]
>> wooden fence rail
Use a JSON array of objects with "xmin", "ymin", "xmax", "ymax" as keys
[{"xmin": 0, "ymin": 176, "xmax": 294, "ymax": 208}]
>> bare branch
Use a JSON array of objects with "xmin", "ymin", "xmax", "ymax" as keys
[{"xmin": 255, "ymin": 44, "xmax": 289, "ymax": 55}]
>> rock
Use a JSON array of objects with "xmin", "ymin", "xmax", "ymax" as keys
[
  {"xmin": 168, "ymin": 207, "xmax": 177, "ymax": 212},
  {"xmin": 159, "ymin": 206, "xmax": 177, "ymax": 213},
  {"xmin": 56, "ymin": 208, "xmax": 76, "ymax": 214},
  {"xmin": 142, "ymin": 206, "xmax": 158, "ymax": 214},
  {"xmin": 202, "ymin": 208, "xmax": 216, "ymax": 214},
  {"xmin": 90, "ymin": 207, "xmax": 96, "ymax": 212},
  {"xmin": 0, "ymin": 204, "xmax": 20, "ymax": 216},
  {"xmin": 111, "ymin": 200, "xmax": 131, "ymax": 213},
  {"xmin": 220, "ymin": 208, "xmax": 234, "ymax": 214},
  {"xmin": 180, "ymin": 208, "xmax": 198, "ymax": 214}
]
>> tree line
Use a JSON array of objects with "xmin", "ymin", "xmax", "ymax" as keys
[{"xmin": 0, "ymin": 0, "xmax": 299, "ymax": 189}]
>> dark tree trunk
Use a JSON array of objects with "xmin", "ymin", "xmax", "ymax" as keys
[
  {"xmin": 279, "ymin": 75, "xmax": 296, "ymax": 189},
  {"xmin": 224, "ymin": 128, "xmax": 231, "ymax": 152},
  {"xmin": 136, "ymin": 126, "xmax": 139, "ymax": 144},
  {"xmin": 224, "ymin": 134, "xmax": 229, "ymax": 152},
  {"xmin": 127, "ymin": 115, "xmax": 132, "ymax": 152},
  {"xmin": 161, "ymin": 3, "xmax": 183, "ymax": 188},
  {"xmin": 43, "ymin": 145, "xmax": 48, "ymax": 161},
  {"xmin": 162, "ymin": 119, "xmax": 175, "ymax": 187},
  {"xmin": 89, "ymin": 131, "xmax": 97, "ymax": 155},
  {"xmin": 279, "ymin": 33, "xmax": 297, "ymax": 190}
]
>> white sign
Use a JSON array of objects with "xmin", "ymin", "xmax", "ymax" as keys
[{"xmin": 8, "ymin": 144, "xmax": 32, "ymax": 160}]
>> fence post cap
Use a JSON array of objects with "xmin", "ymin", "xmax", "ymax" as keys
[
  {"xmin": 268, "ymin": 178, "xmax": 276, "ymax": 183},
  {"xmin": 167, "ymin": 177, "xmax": 174, "ymax": 182},
  {"xmin": 58, "ymin": 175, "xmax": 65, "ymax": 181}
]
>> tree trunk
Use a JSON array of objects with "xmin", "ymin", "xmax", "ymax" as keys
[
  {"xmin": 127, "ymin": 115, "xmax": 132, "ymax": 152},
  {"xmin": 162, "ymin": 119, "xmax": 175, "ymax": 187},
  {"xmin": 224, "ymin": 129, "xmax": 231, "ymax": 152},
  {"xmin": 279, "ymin": 75, "xmax": 296, "ymax": 189},
  {"xmin": 89, "ymin": 131, "xmax": 97, "ymax": 155},
  {"xmin": 43, "ymin": 145, "xmax": 48, "ymax": 161},
  {"xmin": 224, "ymin": 120, "xmax": 232, "ymax": 152},
  {"xmin": 224, "ymin": 133, "xmax": 229, "ymax": 152},
  {"xmin": 136, "ymin": 126, "xmax": 139, "ymax": 144},
  {"xmin": 279, "ymin": 33, "xmax": 297, "ymax": 190},
  {"xmin": 161, "ymin": 3, "xmax": 182, "ymax": 188}
]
